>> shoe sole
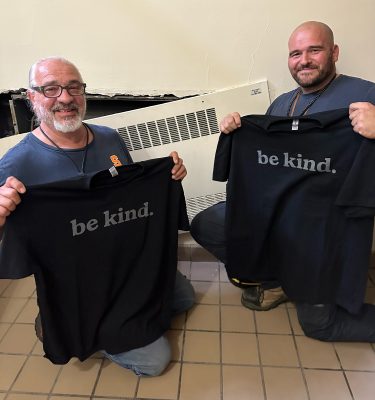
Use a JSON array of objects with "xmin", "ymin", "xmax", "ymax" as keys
[{"xmin": 241, "ymin": 294, "xmax": 288, "ymax": 311}]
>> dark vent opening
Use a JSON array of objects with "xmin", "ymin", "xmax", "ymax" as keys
[{"xmin": 1, "ymin": 92, "xmax": 185, "ymax": 138}]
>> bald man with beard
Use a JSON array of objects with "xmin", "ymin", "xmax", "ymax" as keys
[{"xmin": 190, "ymin": 21, "xmax": 375, "ymax": 342}]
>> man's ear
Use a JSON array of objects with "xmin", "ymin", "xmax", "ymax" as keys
[
  {"xmin": 26, "ymin": 89, "xmax": 35, "ymax": 102},
  {"xmin": 332, "ymin": 44, "xmax": 339, "ymax": 62}
]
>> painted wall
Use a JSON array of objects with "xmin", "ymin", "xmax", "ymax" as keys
[{"xmin": 1, "ymin": 0, "xmax": 374, "ymax": 101}]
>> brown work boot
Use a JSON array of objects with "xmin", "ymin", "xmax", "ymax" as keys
[{"xmin": 241, "ymin": 286, "xmax": 288, "ymax": 311}]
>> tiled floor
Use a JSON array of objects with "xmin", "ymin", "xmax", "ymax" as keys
[{"xmin": 1, "ymin": 244, "xmax": 375, "ymax": 400}]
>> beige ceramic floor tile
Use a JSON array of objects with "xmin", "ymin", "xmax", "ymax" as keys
[
  {"xmin": 258, "ymin": 334, "xmax": 299, "ymax": 367},
  {"xmin": 2, "ymin": 277, "xmax": 36, "ymax": 298},
  {"xmin": 219, "ymin": 263, "xmax": 230, "ymax": 283},
  {"xmin": 221, "ymin": 305, "xmax": 255, "ymax": 333},
  {"xmin": 0, "ymin": 279, "xmax": 11, "ymax": 295},
  {"xmin": 305, "ymin": 369, "xmax": 352, "ymax": 400},
  {"xmin": 183, "ymin": 331, "xmax": 220, "ymax": 363},
  {"xmin": 52, "ymin": 358, "xmax": 101, "ymax": 395},
  {"xmin": 295, "ymin": 335, "xmax": 340, "ymax": 369},
  {"xmin": 137, "ymin": 361, "xmax": 180, "ymax": 399},
  {"xmin": 263, "ymin": 367, "xmax": 308, "ymax": 400},
  {"xmin": 186, "ymin": 304, "xmax": 220, "ymax": 331},
  {"xmin": 191, "ymin": 247, "xmax": 218, "ymax": 262},
  {"xmin": 51, "ymin": 397, "xmax": 90, "ymax": 399},
  {"xmin": 0, "ymin": 354, "xmax": 27, "ymax": 390},
  {"xmin": 32, "ymin": 339, "xmax": 44, "ymax": 355},
  {"xmin": 346, "ymin": 371, "xmax": 375, "ymax": 400},
  {"xmin": 7, "ymin": 395, "xmax": 48, "ymax": 400},
  {"xmin": 166, "ymin": 329, "xmax": 183, "ymax": 361},
  {"xmin": 179, "ymin": 363, "xmax": 221, "ymax": 400},
  {"xmin": 255, "ymin": 307, "xmax": 292, "ymax": 334},
  {"xmin": 222, "ymin": 332, "xmax": 258, "ymax": 365},
  {"xmin": 0, "ymin": 322, "xmax": 10, "ymax": 341},
  {"xmin": 177, "ymin": 260, "xmax": 191, "ymax": 277},
  {"xmin": 287, "ymin": 308, "xmax": 304, "ymax": 335},
  {"xmin": 15, "ymin": 298, "xmax": 39, "ymax": 323},
  {"xmin": 223, "ymin": 365, "xmax": 263, "ymax": 400},
  {"xmin": 0, "ymin": 394, "xmax": 5, "ymax": 400},
  {"xmin": 0, "ymin": 323, "xmax": 37, "ymax": 354},
  {"xmin": 0, "ymin": 298, "xmax": 28, "ymax": 322},
  {"xmin": 178, "ymin": 246, "xmax": 191, "ymax": 261},
  {"xmin": 334, "ymin": 342, "xmax": 375, "ymax": 371},
  {"xmin": 192, "ymin": 281, "xmax": 220, "ymax": 304},
  {"xmin": 93, "ymin": 359, "xmax": 137, "ymax": 398},
  {"xmin": 190, "ymin": 261, "xmax": 220, "ymax": 281},
  {"xmin": 12, "ymin": 355, "xmax": 61, "ymax": 393},
  {"xmin": 220, "ymin": 283, "xmax": 242, "ymax": 306}
]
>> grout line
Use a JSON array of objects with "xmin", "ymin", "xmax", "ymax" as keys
[
  {"xmin": 176, "ymin": 255, "xmax": 192, "ymax": 400},
  {"xmin": 286, "ymin": 306, "xmax": 311, "ymax": 400},
  {"xmin": 90, "ymin": 356, "xmax": 106, "ymax": 399},
  {"xmin": 218, "ymin": 269, "xmax": 224, "ymax": 400},
  {"xmin": 332, "ymin": 342, "xmax": 356, "ymax": 400},
  {"xmin": 253, "ymin": 309, "xmax": 267, "ymax": 400}
]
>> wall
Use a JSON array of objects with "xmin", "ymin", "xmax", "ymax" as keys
[{"xmin": 1, "ymin": 0, "xmax": 374, "ymax": 101}]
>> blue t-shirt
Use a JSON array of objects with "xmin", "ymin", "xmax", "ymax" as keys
[
  {"xmin": 267, "ymin": 74, "xmax": 375, "ymax": 116},
  {"xmin": 0, "ymin": 124, "xmax": 133, "ymax": 186}
]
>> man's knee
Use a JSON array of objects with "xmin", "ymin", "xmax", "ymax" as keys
[
  {"xmin": 103, "ymin": 335, "xmax": 172, "ymax": 376},
  {"xmin": 140, "ymin": 341, "xmax": 171, "ymax": 376},
  {"xmin": 296, "ymin": 303, "xmax": 336, "ymax": 341},
  {"xmin": 190, "ymin": 210, "xmax": 206, "ymax": 244}
]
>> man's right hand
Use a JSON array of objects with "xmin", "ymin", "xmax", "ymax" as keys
[
  {"xmin": 219, "ymin": 112, "xmax": 242, "ymax": 134},
  {"xmin": 0, "ymin": 177, "xmax": 26, "ymax": 228}
]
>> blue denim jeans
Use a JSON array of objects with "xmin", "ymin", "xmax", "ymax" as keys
[{"xmin": 102, "ymin": 270, "xmax": 195, "ymax": 376}]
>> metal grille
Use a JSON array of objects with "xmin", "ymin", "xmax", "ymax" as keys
[
  {"xmin": 186, "ymin": 192, "xmax": 226, "ymax": 222},
  {"xmin": 117, "ymin": 107, "xmax": 219, "ymax": 152}
]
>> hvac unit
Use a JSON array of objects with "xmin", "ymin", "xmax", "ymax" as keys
[{"xmin": 86, "ymin": 81, "xmax": 270, "ymax": 221}]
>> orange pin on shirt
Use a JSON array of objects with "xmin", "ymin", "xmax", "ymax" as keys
[{"xmin": 110, "ymin": 155, "xmax": 122, "ymax": 167}]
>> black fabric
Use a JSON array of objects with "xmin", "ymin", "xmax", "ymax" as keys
[
  {"xmin": 213, "ymin": 109, "xmax": 375, "ymax": 313},
  {"xmin": 0, "ymin": 157, "xmax": 189, "ymax": 364}
]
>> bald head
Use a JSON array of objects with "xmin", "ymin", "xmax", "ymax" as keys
[
  {"xmin": 289, "ymin": 21, "xmax": 335, "ymax": 49},
  {"xmin": 287, "ymin": 21, "xmax": 339, "ymax": 93},
  {"xmin": 29, "ymin": 56, "xmax": 82, "ymax": 87}
]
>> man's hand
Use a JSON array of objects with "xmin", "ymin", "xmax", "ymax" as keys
[
  {"xmin": 219, "ymin": 112, "xmax": 242, "ymax": 134},
  {"xmin": 169, "ymin": 151, "xmax": 187, "ymax": 180},
  {"xmin": 349, "ymin": 102, "xmax": 375, "ymax": 139},
  {"xmin": 0, "ymin": 177, "xmax": 26, "ymax": 228}
]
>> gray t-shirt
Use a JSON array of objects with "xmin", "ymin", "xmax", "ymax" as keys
[
  {"xmin": 267, "ymin": 74, "xmax": 375, "ymax": 116},
  {"xmin": 0, "ymin": 123, "xmax": 132, "ymax": 186}
]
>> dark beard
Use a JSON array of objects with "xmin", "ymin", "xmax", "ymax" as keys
[{"xmin": 295, "ymin": 69, "xmax": 333, "ymax": 89}]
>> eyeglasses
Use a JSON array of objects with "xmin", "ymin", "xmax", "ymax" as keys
[{"xmin": 31, "ymin": 83, "xmax": 86, "ymax": 98}]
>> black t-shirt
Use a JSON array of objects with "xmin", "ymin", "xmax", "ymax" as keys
[
  {"xmin": 213, "ymin": 109, "xmax": 375, "ymax": 313},
  {"xmin": 0, "ymin": 157, "xmax": 189, "ymax": 364}
]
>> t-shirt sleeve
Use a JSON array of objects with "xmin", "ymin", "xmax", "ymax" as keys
[{"xmin": 335, "ymin": 138, "xmax": 375, "ymax": 217}]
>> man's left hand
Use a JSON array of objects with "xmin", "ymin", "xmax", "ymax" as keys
[
  {"xmin": 349, "ymin": 102, "xmax": 375, "ymax": 138},
  {"xmin": 169, "ymin": 151, "xmax": 187, "ymax": 180}
]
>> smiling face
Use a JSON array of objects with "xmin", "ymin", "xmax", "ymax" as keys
[
  {"xmin": 28, "ymin": 59, "xmax": 87, "ymax": 133},
  {"xmin": 287, "ymin": 22, "xmax": 339, "ymax": 93}
]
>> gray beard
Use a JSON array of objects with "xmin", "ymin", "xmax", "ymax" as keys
[
  {"xmin": 53, "ymin": 116, "xmax": 83, "ymax": 133},
  {"xmin": 32, "ymin": 102, "xmax": 86, "ymax": 133}
]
